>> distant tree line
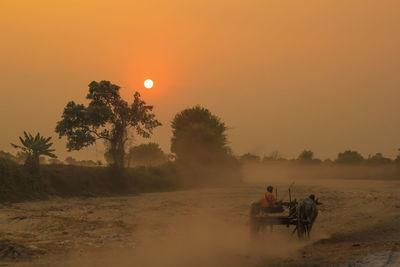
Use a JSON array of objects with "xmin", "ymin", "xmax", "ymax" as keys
[
  {"xmin": 4, "ymin": 146, "xmax": 398, "ymax": 168},
  {"xmin": 239, "ymin": 149, "xmax": 400, "ymax": 165}
]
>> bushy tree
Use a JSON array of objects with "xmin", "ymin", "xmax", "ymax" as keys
[
  {"xmin": 171, "ymin": 106, "xmax": 228, "ymax": 163},
  {"xmin": 127, "ymin": 143, "xmax": 167, "ymax": 167},
  {"xmin": 297, "ymin": 150, "xmax": 321, "ymax": 164},
  {"xmin": 56, "ymin": 80, "xmax": 161, "ymax": 170},
  {"xmin": 171, "ymin": 106, "xmax": 240, "ymax": 185},
  {"xmin": 335, "ymin": 150, "xmax": 364, "ymax": 164},
  {"xmin": 298, "ymin": 150, "xmax": 313, "ymax": 161},
  {"xmin": 367, "ymin": 153, "xmax": 392, "ymax": 164},
  {"xmin": 11, "ymin": 132, "xmax": 57, "ymax": 173}
]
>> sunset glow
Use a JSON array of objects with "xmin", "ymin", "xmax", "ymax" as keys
[
  {"xmin": 144, "ymin": 79, "xmax": 154, "ymax": 89},
  {"xmin": 1, "ymin": 0, "xmax": 400, "ymax": 160},
  {"xmin": 1, "ymin": 1, "xmax": 400, "ymax": 265}
]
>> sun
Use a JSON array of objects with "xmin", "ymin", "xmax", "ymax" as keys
[{"xmin": 144, "ymin": 79, "xmax": 154, "ymax": 89}]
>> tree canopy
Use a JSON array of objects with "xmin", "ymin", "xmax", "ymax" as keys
[
  {"xmin": 298, "ymin": 150, "xmax": 314, "ymax": 162},
  {"xmin": 335, "ymin": 150, "xmax": 364, "ymax": 164},
  {"xmin": 171, "ymin": 106, "xmax": 240, "ymax": 185},
  {"xmin": 366, "ymin": 153, "xmax": 392, "ymax": 164},
  {"xmin": 171, "ymin": 105, "xmax": 229, "ymax": 163},
  {"xmin": 56, "ymin": 80, "xmax": 161, "ymax": 169},
  {"xmin": 297, "ymin": 150, "xmax": 321, "ymax": 164},
  {"xmin": 11, "ymin": 132, "xmax": 56, "ymax": 173}
]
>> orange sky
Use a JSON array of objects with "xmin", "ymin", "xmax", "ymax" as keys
[{"xmin": 1, "ymin": 0, "xmax": 399, "ymax": 161}]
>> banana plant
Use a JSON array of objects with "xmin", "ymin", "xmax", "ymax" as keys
[{"xmin": 11, "ymin": 132, "xmax": 57, "ymax": 172}]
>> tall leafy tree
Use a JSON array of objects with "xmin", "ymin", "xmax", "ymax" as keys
[
  {"xmin": 56, "ymin": 81, "xmax": 161, "ymax": 170},
  {"xmin": 11, "ymin": 132, "xmax": 57, "ymax": 173},
  {"xmin": 171, "ymin": 105, "xmax": 229, "ymax": 163},
  {"xmin": 171, "ymin": 106, "xmax": 240, "ymax": 185}
]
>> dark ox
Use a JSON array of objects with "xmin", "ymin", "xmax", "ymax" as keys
[{"xmin": 296, "ymin": 195, "xmax": 319, "ymax": 239}]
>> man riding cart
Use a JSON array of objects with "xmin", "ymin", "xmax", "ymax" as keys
[
  {"xmin": 260, "ymin": 185, "xmax": 284, "ymax": 213},
  {"xmin": 250, "ymin": 184, "xmax": 321, "ymax": 239}
]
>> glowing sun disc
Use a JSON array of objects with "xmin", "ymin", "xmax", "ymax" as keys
[{"xmin": 144, "ymin": 79, "xmax": 154, "ymax": 89}]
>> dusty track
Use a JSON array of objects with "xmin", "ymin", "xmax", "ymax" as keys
[{"xmin": 1, "ymin": 178, "xmax": 399, "ymax": 266}]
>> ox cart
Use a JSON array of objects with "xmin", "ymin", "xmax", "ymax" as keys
[{"xmin": 250, "ymin": 189, "xmax": 320, "ymax": 240}]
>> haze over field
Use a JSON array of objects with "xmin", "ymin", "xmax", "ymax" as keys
[{"xmin": 1, "ymin": 0, "xmax": 400, "ymax": 161}]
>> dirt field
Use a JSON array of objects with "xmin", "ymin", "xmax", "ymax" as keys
[{"xmin": 1, "ymin": 173, "xmax": 400, "ymax": 266}]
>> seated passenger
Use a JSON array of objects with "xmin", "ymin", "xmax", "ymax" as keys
[{"xmin": 261, "ymin": 185, "xmax": 283, "ymax": 213}]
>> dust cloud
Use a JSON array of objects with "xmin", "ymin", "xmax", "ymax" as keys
[{"xmin": 65, "ymin": 213, "xmax": 304, "ymax": 267}]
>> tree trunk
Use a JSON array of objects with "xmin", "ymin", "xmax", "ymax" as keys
[
  {"xmin": 24, "ymin": 153, "xmax": 40, "ymax": 174},
  {"xmin": 109, "ymin": 123, "xmax": 127, "ymax": 171}
]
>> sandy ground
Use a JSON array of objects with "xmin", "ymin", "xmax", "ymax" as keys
[{"xmin": 0, "ymin": 177, "xmax": 400, "ymax": 266}]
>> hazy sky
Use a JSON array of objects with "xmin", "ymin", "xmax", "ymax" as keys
[{"xmin": 1, "ymin": 0, "xmax": 399, "ymax": 161}]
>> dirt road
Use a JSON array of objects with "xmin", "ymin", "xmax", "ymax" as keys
[{"xmin": 1, "ymin": 178, "xmax": 400, "ymax": 266}]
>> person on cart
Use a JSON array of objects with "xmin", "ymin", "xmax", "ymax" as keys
[{"xmin": 260, "ymin": 185, "xmax": 284, "ymax": 213}]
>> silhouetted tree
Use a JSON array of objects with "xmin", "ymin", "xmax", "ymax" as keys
[
  {"xmin": 127, "ymin": 143, "xmax": 167, "ymax": 167},
  {"xmin": 298, "ymin": 150, "xmax": 313, "ymax": 161},
  {"xmin": 103, "ymin": 150, "xmax": 114, "ymax": 166},
  {"xmin": 56, "ymin": 80, "xmax": 161, "ymax": 170},
  {"xmin": 171, "ymin": 106, "xmax": 240, "ymax": 184},
  {"xmin": 11, "ymin": 132, "xmax": 57, "ymax": 173},
  {"xmin": 171, "ymin": 106, "xmax": 229, "ymax": 162},
  {"xmin": 335, "ymin": 150, "xmax": 364, "ymax": 164},
  {"xmin": 366, "ymin": 153, "xmax": 392, "ymax": 165},
  {"xmin": 297, "ymin": 150, "xmax": 321, "ymax": 164}
]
